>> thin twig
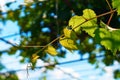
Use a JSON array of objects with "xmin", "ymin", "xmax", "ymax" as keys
[
  {"xmin": 1, "ymin": 33, "xmax": 20, "ymax": 38},
  {"xmin": 107, "ymin": 12, "xmax": 114, "ymax": 25},
  {"xmin": 0, "ymin": 38, "xmax": 18, "ymax": 47},
  {"xmin": 106, "ymin": 0, "xmax": 112, "ymax": 10},
  {"xmin": 105, "ymin": 0, "xmax": 114, "ymax": 25},
  {"xmin": 34, "ymin": 34, "xmax": 64, "ymax": 55},
  {"xmin": 22, "ymin": 45, "xmax": 45, "ymax": 48}
]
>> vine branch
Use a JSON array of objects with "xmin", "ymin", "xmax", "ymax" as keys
[
  {"xmin": 33, "ymin": 9, "xmax": 117, "ymax": 55},
  {"xmin": 0, "ymin": 9, "xmax": 116, "ymax": 55},
  {"xmin": 105, "ymin": 0, "xmax": 114, "ymax": 25},
  {"xmin": 34, "ymin": 34, "xmax": 64, "ymax": 55}
]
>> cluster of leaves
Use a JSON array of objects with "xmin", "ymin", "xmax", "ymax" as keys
[
  {"xmin": 62, "ymin": 8, "xmax": 120, "ymax": 54},
  {"xmin": 60, "ymin": 9, "xmax": 97, "ymax": 50},
  {"xmin": 1, "ymin": 0, "xmax": 120, "ymax": 79}
]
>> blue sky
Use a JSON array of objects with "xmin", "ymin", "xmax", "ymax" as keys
[
  {"xmin": 0, "ymin": 0, "xmax": 119, "ymax": 80},
  {"xmin": 0, "ymin": 20, "xmax": 20, "ymax": 50}
]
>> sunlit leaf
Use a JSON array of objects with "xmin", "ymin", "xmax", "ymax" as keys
[
  {"xmin": 81, "ymin": 21, "xmax": 98, "ymax": 37},
  {"xmin": 112, "ymin": 0, "xmax": 120, "ymax": 15},
  {"xmin": 59, "ymin": 37, "xmax": 78, "ymax": 50},
  {"xmin": 45, "ymin": 45, "xmax": 58, "ymax": 56},
  {"xmin": 69, "ymin": 16, "xmax": 85, "ymax": 33},
  {"xmin": 68, "ymin": 9, "xmax": 97, "ymax": 37},
  {"xmin": 82, "ymin": 9, "xmax": 96, "ymax": 21},
  {"xmin": 82, "ymin": 9, "xmax": 98, "ymax": 37},
  {"xmin": 31, "ymin": 54, "xmax": 39, "ymax": 63},
  {"xmin": 63, "ymin": 27, "xmax": 77, "ymax": 39},
  {"xmin": 94, "ymin": 27, "xmax": 120, "ymax": 54}
]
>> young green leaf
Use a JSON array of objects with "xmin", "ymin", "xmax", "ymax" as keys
[
  {"xmin": 81, "ymin": 20, "xmax": 98, "ymax": 37},
  {"xmin": 69, "ymin": 16, "xmax": 85, "ymax": 34},
  {"xmin": 94, "ymin": 28, "xmax": 120, "ymax": 54},
  {"xmin": 45, "ymin": 45, "xmax": 58, "ymax": 56},
  {"xmin": 59, "ymin": 37, "xmax": 78, "ymax": 50},
  {"xmin": 31, "ymin": 54, "xmax": 39, "ymax": 63},
  {"xmin": 68, "ymin": 9, "xmax": 97, "ymax": 37},
  {"xmin": 82, "ymin": 9, "xmax": 97, "ymax": 21},
  {"xmin": 82, "ymin": 9, "xmax": 98, "ymax": 37},
  {"xmin": 112, "ymin": 0, "xmax": 120, "ymax": 15},
  {"xmin": 63, "ymin": 27, "xmax": 77, "ymax": 39}
]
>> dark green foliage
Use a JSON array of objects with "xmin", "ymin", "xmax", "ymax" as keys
[{"xmin": 114, "ymin": 70, "xmax": 120, "ymax": 79}]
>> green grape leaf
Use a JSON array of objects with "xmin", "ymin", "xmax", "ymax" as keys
[
  {"xmin": 69, "ymin": 16, "xmax": 85, "ymax": 34},
  {"xmin": 68, "ymin": 9, "xmax": 97, "ymax": 37},
  {"xmin": 31, "ymin": 54, "xmax": 39, "ymax": 63},
  {"xmin": 94, "ymin": 27, "xmax": 120, "ymax": 54},
  {"xmin": 31, "ymin": 54, "xmax": 39, "ymax": 69},
  {"xmin": 82, "ymin": 9, "xmax": 98, "ymax": 37},
  {"xmin": 81, "ymin": 20, "xmax": 98, "ymax": 37},
  {"xmin": 59, "ymin": 37, "xmax": 78, "ymax": 50},
  {"xmin": 63, "ymin": 27, "xmax": 77, "ymax": 39},
  {"xmin": 112, "ymin": 0, "xmax": 120, "ymax": 15},
  {"xmin": 45, "ymin": 45, "xmax": 58, "ymax": 56},
  {"xmin": 82, "ymin": 9, "xmax": 97, "ymax": 21}
]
